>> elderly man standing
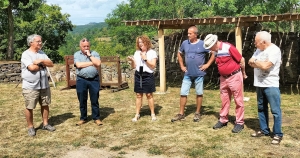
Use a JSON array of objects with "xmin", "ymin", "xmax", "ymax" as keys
[
  {"xmin": 74, "ymin": 38, "xmax": 102, "ymax": 126},
  {"xmin": 21, "ymin": 34, "xmax": 56, "ymax": 136},
  {"xmin": 203, "ymin": 34, "xmax": 247, "ymax": 133},
  {"xmin": 248, "ymin": 31, "xmax": 283, "ymax": 145}
]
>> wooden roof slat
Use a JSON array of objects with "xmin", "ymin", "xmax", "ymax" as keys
[{"xmin": 124, "ymin": 13, "xmax": 300, "ymax": 28}]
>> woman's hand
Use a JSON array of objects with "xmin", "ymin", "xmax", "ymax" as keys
[
  {"xmin": 127, "ymin": 56, "xmax": 134, "ymax": 61},
  {"xmin": 140, "ymin": 52, "xmax": 147, "ymax": 60}
]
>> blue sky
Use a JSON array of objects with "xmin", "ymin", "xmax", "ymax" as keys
[{"xmin": 46, "ymin": 0, "xmax": 126, "ymax": 25}]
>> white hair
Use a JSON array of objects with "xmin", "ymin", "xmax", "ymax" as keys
[
  {"xmin": 27, "ymin": 34, "xmax": 41, "ymax": 46},
  {"xmin": 256, "ymin": 31, "xmax": 271, "ymax": 43}
]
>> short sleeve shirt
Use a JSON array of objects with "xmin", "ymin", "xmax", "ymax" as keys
[
  {"xmin": 21, "ymin": 49, "xmax": 50, "ymax": 90},
  {"xmin": 74, "ymin": 50, "xmax": 100, "ymax": 78},
  {"xmin": 215, "ymin": 42, "xmax": 242, "ymax": 76},
  {"xmin": 179, "ymin": 39, "xmax": 210, "ymax": 77},
  {"xmin": 252, "ymin": 44, "xmax": 281, "ymax": 87},
  {"xmin": 133, "ymin": 49, "xmax": 157, "ymax": 73}
]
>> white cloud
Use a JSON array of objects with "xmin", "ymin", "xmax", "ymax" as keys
[{"xmin": 46, "ymin": 0, "xmax": 126, "ymax": 25}]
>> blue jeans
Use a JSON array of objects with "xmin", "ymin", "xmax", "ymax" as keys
[
  {"xmin": 180, "ymin": 76, "xmax": 204, "ymax": 95},
  {"xmin": 76, "ymin": 76, "xmax": 100, "ymax": 120},
  {"xmin": 256, "ymin": 87, "xmax": 283, "ymax": 137}
]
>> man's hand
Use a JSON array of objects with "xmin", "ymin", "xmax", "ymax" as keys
[
  {"xmin": 181, "ymin": 66, "xmax": 187, "ymax": 72},
  {"xmin": 248, "ymin": 58, "xmax": 256, "ymax": 65},
  {"xmin": 199, "ymin": 64, "xmax": 209, "ymax": 71},
  {"xmin": 85, "ymin": 50, "xmax": 91, "ymax": 56},
  {"xmin": 33, "ymin": 59, "xmax": 43, "ymax": 65}
]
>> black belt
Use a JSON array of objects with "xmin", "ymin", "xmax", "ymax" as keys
[
  {"xmin": 222, "ymin": 69, "xmax": 241, "ymax": 78},
  {"xmin": 78, "ymin": 75, "xmax": 98, "ymax": 80}
]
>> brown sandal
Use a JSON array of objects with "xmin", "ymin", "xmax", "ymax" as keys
[
  {"xmin": 271, "ymin": 135, "xmax": 282, "ymax": 145},
  {"xmin": 251, "ymin": 130, "xmax": 270, "ymax": 137}
]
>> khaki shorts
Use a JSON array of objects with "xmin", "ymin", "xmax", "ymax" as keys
[{"xmin": 22, "ymin": 88, "xmax": 51, "ymax": 109}]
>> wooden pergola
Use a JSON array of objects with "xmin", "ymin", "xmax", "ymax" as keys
[{"xmin": 124, "ymin": 13, "xmax": 300, "ymax": 93}]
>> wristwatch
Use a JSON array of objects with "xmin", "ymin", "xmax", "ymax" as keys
[{"xmin": 144, "ymin": 59, "xmax": 147, "ymax": 62}]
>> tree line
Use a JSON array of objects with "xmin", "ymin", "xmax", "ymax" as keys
[{"xmin": 1, "ymin": 0, "xmax": 300, "ymax": 63}]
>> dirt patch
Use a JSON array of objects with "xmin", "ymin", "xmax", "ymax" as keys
[{"xmin": 62, "ymin": 146, "xmax": 167, "ymax": 158}]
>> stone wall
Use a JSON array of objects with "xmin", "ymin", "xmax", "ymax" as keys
[{"xmin": 0, "ymin": 62, "xmax": 22, "ymax": 83}]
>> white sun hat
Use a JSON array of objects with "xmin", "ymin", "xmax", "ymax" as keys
[{"xmin": 203, "ymin": 34, "xmax": 218, "ymax": 49}]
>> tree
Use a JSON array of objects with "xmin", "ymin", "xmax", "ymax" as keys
[
  {"xmin": 3, "ymin": 0, "xmax": 31, "ymax": 60},
  {"xmin": 0, "ymin": 0, "xmax": 9, "ymax": 8}
]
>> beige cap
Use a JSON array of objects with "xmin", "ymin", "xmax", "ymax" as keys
[{"xmin": 203, "ymin": 34, "xmax": 218, "ymax": 49}]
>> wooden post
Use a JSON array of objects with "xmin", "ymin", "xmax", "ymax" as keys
[
  {"xmin": 235, "ymin": 26, "xmax": 247, "ymax": 100},
  {"xmin": 235, "ymin": 26, "xmax": 242, "ymax": 54},
  {"xmin": 158, "ymin": 28, "xmax": 166, "ymax": 93}
]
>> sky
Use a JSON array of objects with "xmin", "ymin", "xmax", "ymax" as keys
[{"xmin": 46, "ymin": 0, "xmax": 126, "ymax": 25}]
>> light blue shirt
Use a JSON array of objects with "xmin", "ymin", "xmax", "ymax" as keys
[{"xmin": 74, "ymin": 50, "xmax": 100, "ymax": 78}]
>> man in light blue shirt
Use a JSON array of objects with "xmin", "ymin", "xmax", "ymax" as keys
[{"xmin": 74, "ymin": 38, "xmax": 102, "ymax": 126}]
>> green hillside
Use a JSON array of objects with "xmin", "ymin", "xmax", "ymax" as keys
[{"xmin": 71, "ymin": 22, "xmax": 108, "ymax": 34}]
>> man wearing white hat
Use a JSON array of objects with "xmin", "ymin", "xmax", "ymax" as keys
[{"xmin": 203, "ymin": 34, "xmax": 247, "ymax": 133}]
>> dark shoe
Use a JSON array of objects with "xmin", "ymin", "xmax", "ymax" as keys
[
  {"xmin": 193, "ymin": 113, "xmax": 201, "ymax": 122},
  {"xmin": 42, "ymin": 124, "xmax": 56, "ymax": 132},
  {"xmin": 251, "ymin": 130, "xmax": 270, "ymax": 137},
  {"xmin": 94, "ymin": 119, "xmax": 103, "ymax": 126},
  {"xmin": 28, "ymin": 127, "xmax": 36, "ymax": 136},
  {"xmin": 76, "ymin": 120, "xmax": 86, "ymax": 126},
  {"xmin": 232, "ymin": 124, "xmax": 244, "ymax": 133},
  {"xmin": 171, "ymin": 114, "xmax": 185, "ymax": 122},
  {"xmin": 213, "ymin": 121, "xmax": 227, "ymax": 129},
  {"xmin": 271, "ymin": 135, "xmax": 282, "ymax": 145}
]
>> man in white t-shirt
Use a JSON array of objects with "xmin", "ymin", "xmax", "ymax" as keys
[{"xmin": 248, "ymin": 31, "xmax": 283, "ymax": 145}]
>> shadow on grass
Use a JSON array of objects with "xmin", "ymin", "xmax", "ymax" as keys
[
  {"xmin": 184, "ymin": 104, "xmax": 197, "ymax": 117},
  {"xmin": 139, "ymin": 104, "xmax": 162, "ymax": 118},
  {"xmin": 244, "ymin": 118, "xmax": 260, "ymax": 131},
  {"xmin": 202, "ymin": 105, "xmax": 248, "ymax": 125},
  {"xmin": 38, "ymin": 112, "xmax": 76, "ymax": 128},
  {"xmin": 100, "ymin": 107, "xmax": 115, "ymax": 121}
]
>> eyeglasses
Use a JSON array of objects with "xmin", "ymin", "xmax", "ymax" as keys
[
  {"xmin": 34, "ymin": 41, "xmax": 42, "ymax": 44},
  {"xmin": 254, "ymin": 40, "xmax": 263, "ymax": 45}
]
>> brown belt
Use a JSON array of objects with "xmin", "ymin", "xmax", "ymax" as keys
[{"xmin": 222, "ymin": 69, "xmax": 241, "ymax": 78}]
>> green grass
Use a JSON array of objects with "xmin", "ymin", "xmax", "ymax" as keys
[{"xmin": 0, "ymin": 82, "xmax": 299, "ymax": 157}]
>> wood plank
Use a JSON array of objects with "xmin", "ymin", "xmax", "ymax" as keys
[{"xmin": 158, "ymin": 28, "xmax": 166, "ymax": 93}]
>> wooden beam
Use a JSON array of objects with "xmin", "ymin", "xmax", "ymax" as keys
[
  {"xmin": 158, "ymin": 28, "xmax": 166, "ymax": 93},
  {"xmin": 235, "ymin": 26, "xmax": 244, "ymax": 96},
  {"xmin": 235, "ymin": 26, "xmax": 242, "ymax": 54},
  {"xmin": 124, "ymin": 13, "xmax": 300, "ymax": 27}
]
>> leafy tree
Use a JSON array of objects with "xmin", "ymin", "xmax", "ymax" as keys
[
  {"xmin": 0, "ymin": 0, "xmax": 9, "ymax": 8},
  {"xmin": 0, "ymin": 0, "xmax": 73, "ymax": 62}
]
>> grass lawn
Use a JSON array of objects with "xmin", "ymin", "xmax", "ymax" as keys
[{"xmin": 0, "ymin": 82, "xmax": 299, "ymax": 158}]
